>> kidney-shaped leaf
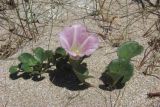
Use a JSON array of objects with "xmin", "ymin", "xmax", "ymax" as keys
[
  {"xmin": 45, "ymin": 50, "xmax": 54, "ymax": 59},
  {"xmin": 55, "ymin": 47, "xmax": 66, "ymax": 57},
  {"xmin": 105, "ymin": 59, "xmax": 133, "ymax": 85},
  {"xmin": 9, "ymin": 66, "xmax": 19, "ymax": 74},
  {"xmin": 117, "ymin": 41, "xmax": 143, "ymax": 60},
  {"xmin": 45, "ymin": 50, "xmax": 56, "ymax": 64},
  {"xmin": 21, "ymin": 63, "xmax": 33, "ymax": 73},
  {"xmin": 18, "ymin": 53, "xmax": 38, "ymax": 66},
  {"xmin": 33, "ymin": 47, "xmax": 46, "ymax": 63}
]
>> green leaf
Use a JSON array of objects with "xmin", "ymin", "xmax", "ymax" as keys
[
  {"xmin": 105, "ymin": 59, "xmax": 133, "ymax": 86},
  {"xmin": 45, "ymin": 50, "xmax": 56, "ymax": 64},
  {"xmin": 45, "ymin": 50, "xmax": 54, "ymax": 59},
  {"xmin": 33, "ymin": 47, "xmax": 46, "ymax": 63},
  {"xmin": 9, "ymin": 66, "xmax": 19, "ymax": 74},
  {"xmin": 117, "ymin": 41, "xmax": 144, "ymax": 60},
  {"xmin": 72, "ymin": 62, "xmax": 93, "ymax": 83},
  {"xmin": 21, "ymin": 63, "xmax": 33, "ymax": 73},
  {"xmin": 55, "ymin": 47, "xmax": 66, "ymax": 57},
  {"xmin": 18, "ymin": 53, "xmax": 38, "ymax": 66}
]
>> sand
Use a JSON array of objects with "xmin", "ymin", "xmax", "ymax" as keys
[{"xmin": 0, "ymin": 0, "xmax": 160, "ymax": 107}]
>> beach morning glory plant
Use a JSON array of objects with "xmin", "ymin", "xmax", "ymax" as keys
[{"xmin": 9, "ymin": 24, "xmax": 99, "ymax": 86}]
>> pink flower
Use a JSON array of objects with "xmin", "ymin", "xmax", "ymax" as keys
[{"xmin": 59, "ymin": 24, "xmax": 99, "ymax": 60}]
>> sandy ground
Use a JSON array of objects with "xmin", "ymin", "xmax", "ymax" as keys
[
  {"xmin": 0, "ymin": 0, "xmax": 160, "ymax": 107},
  {"xmin": 0, "ymin": 31, "xmax": 160, "ymax": 107}
]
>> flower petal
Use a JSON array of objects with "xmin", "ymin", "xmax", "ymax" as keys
[
  {"xmin": 59, "ymin": 24, "xmax": 87, "ymax": 48},
  {"xmin": 81, "ymin": 33, "xmax": 99, "ymax": 56},
  {"xmin": 74, "ymin": 25, "xmax": 88, "ymax": 44},
  {"xmin": 59, "ymin": 33, "xmax": 71, "ymax": 51},
  {"xmin": 59, "ymin": 27, "xmax": 74, "ymax": 48},
  {"xmin": 68, "ymin": 51, "xmax": 84, "ymax": 60},
  {"xmin": 71, "ymin": 24, "xmax": 87, "ymax": 47}
]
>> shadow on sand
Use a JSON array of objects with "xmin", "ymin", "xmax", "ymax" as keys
[
  {"xmin": 9, "ymin": 64, "xmax": 89, "ymax": 91},
  {"xmin": 99, "ymin": 72, "xmax": 125, "ymax": 91},
  {"xmin": 48, "ymin": 67, "xmax": 89, "ymax": 91},
  {"xmin": 10, "ymin": 72, "xmax": 45, "ymax": 81}
]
